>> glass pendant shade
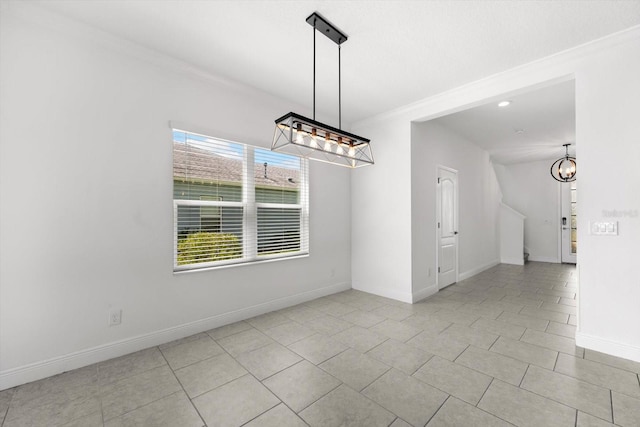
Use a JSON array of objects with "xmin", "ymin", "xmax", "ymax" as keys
[
  {"xmin": 273, "ymin": 112, "xmax": 374, "ymax": 168},
  {"xmin": 550, "ymin": 144, "xmax": 576, "ymax": 182}
]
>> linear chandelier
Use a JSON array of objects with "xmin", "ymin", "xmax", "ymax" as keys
[
  {"xmin": 550, "ymin": 143, "xmax": 576, "ymax": 182},
  {"xmin": 272, "ymin": 12, "xmax": 374, "ymax": 168}
]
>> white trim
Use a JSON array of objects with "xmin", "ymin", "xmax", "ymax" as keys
[
  {"xmin": 500, "ymin": 203, "xmax": 526, "ymax": 220},
  {"xmin": 528, "ymin": 255, "xmax": 561, "ymax": 263},
  {"xmin": 458, "ymin": 259, "xmax": 501, "ymax": 281},
  {"xmin": 501, "ymin": 257, "xmax": 525, "ymax": 266},
  {"xmin": 576, "ymin": 332, "xmax": 640, "ymax": 364},
  {"xmin": 355, "ymin": 25, "xmax": 640, "ymax": 128},
  {"xmin": 412, "ymin": 284, "xmax": 439, "ymax": 303},
  {"xmin": 352, "ymin": 283, "xmax": 413, "ymax": 304},
  {"xmin": 0, "ymin": 281, "xmax": 350, "ymax": 391}
]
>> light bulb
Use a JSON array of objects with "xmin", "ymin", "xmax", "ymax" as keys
[
  {"xmin": 336, "ymin": 137, "xmax": 344, "ymax": 155},
  {"xmin": 324, "ymin": 134, "xmax": 332, "ymax": 152},
  {"xmin": 295, "ymin": 123, "xmax": 304, "ymax": 144},
  {"xmin": 348, "ymin": 146, "xmax": 355, "ymax": 157},
  {"xmin": 309, "ymin": 129, "xmax": 318, "ymax": 148}
]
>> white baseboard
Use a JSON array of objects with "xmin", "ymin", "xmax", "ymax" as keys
[
  {"xmin": 528, "ymin": 255, "xmax": 560, "ymax": 263},
  {"xmin": 352, "ymin": 282, "xmax": 413, "ymax": 304},
  {"xmin": 500, "ymin": 257, "xmax": 524, "ymax": 266},
  {"xmin": 576, "ymin": 332, "xmax": 640, "ymax": 364},
  {"xmin": 0, "ymin": 281, "xmax": 351, "ymax": 391},
  {"xmin": 459, "ymin": 259, "xmax": 500, "ymax": 281},
  {"xmin": 412, "ymin": 284, "xmax": 438, "ymax": 303}
]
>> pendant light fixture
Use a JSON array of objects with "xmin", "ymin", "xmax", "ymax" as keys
[
  {"xmin": 550, "ymin": 143, "xmax": 576, "ymax": 182},
  {"xmin": 272, "ymin": 12, "xmax": 374, "ymax": 168}
]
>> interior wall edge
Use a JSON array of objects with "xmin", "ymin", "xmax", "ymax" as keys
[{"xmin": 576, "ymin": 332, "xmax": 640, "ymax": 364}]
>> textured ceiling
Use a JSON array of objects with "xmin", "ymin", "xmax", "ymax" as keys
[{"xmin": 28, "ymin": 0, "xmax": 640, "ymax": 125}]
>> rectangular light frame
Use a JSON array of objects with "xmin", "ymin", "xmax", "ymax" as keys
[{"xmin": 272, "ymin": 112, "xmax": 374, "ymax": 168}]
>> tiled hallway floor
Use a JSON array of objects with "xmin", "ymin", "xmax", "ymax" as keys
[{"xmin": 2, "ymin": 262, "xmax": 640, "ymax": 426}]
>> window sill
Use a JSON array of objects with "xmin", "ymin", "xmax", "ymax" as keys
[{"xmin": 173, "ymin": 252, "xmax": 309, "ymax": 275}]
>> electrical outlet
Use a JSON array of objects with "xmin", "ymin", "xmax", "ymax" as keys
[{"xmin": 109, "ymin": 308, "xmax": 122, "ymax": 326}]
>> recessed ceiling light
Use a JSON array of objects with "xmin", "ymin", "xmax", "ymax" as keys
[
  {"xmin": 515, "ymin": 129, "xmax": 525, "ymax": 134},
  {"xmin": 498, "ymin": 101, "xmax": 511, "ymax": 107}
]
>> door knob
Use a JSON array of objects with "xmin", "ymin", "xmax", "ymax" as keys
[{"xmin": 454, "ymin": 231, "xmax": 458, "ymax": 235}]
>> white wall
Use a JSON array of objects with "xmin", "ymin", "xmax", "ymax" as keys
[
  {"xmin": 499, "ymin": 204, "xmax": 526, "ymax": 265},
  {"xmin": 0, "ymin": 5, "xmax": 352, "ymax": 388},
  {"xmin": 351, "ymin": 117, "xmax": 413, "ymax": 302},
  {"xmin": 494, "ymin": 160, "xmax": 561, "ymax": 263},
  {"xmin": 352, "ymin": 26, "xmax": 640, "ymax": 362},
  {"xmin": 411, "ymin": 121, "xmax": 501, "ymax": 298}
]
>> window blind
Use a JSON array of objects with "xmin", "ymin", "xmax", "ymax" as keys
[{"xmin": 173, "ymin": 129, "xmax": 308, "ymax": 271}]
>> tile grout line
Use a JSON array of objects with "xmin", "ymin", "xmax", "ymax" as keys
[
  {"xmin": 518, "ymin": 364, "xmax": 531, "ymax": 388},
  {"xmin": 158, "ymin": 344, "xmax": 208, "ymax": 427},
  {"xmin": 610, "ymin": 389, "xmax": 615, "ymax": 425}
]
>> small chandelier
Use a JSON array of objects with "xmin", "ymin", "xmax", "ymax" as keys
[
  {"xmin": 272, "ymin": 12, "xmax": 374, "ymax": 168},
  {"xmin": 550, "ymin": 143, "xmax": 576, "ymax": 182}
]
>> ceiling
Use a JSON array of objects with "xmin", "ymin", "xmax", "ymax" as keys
[
  {"xmin": 433, "ymin": 80, "xmax": 576, "ymax": 165},
  {"xmin": 28, "ymin": 0, "xmax": 640, "ymax": 126}
]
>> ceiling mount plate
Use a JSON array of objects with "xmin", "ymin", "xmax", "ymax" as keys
[{"xmin": 306, "ymin": 12, "xmax": 348, "ymax": 45}]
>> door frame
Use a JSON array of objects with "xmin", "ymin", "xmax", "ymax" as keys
[
  {"xmin": 435, "ymin": 165, "xmax": 459, "ymax": 289},
  {"xmin": 559, "ymin": 181, "xmax": 577, "ymax": 264}
]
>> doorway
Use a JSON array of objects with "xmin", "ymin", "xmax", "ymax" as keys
[
  {"xmin": 437, "ymin": 166, "xmax": 458, "ymax": 289},
  {"xmin": 561, "ymin": 181, "xmax": 577, "ymax": 263}
]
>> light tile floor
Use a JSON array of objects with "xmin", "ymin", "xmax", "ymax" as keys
[{"xmin": 2, "ymin": 262, "xmax": 640, "ymax": 426}]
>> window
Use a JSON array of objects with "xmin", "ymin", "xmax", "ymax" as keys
[{"xmin": 173, "ymin": 129, "xmax": 308, "ymax": 271}]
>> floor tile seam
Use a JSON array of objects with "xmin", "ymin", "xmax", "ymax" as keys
[
  {"xmin": 516, "ymin": 378, "xmax": 614, "ymax": 424},
  {"xmin": 205, "ymin": 324, "xmax": 252, "ymax": 341},
  {"xmin": 220, "ymin": 334, "xmax": 278, "ymax": 359},
  {"xmin": 517, "ymin": 332, "xmax": 579, "ymax": 356},
  {"xmin": 277, "ymin": 379, "xmax": 342, "ymax": 415},
  {"xmin": 97, "ymin": 359, "xmax": 170, "ymax": 390},
  {"xmin": 159, "ymin": 333, "xmax": 212, "ymax": 351},
  {"xmin": 161, "ymin": 347, "xmax": 229, "ymax": 372},
  {"xmin": 262, "ymin": 318, "xmax": 307, "ymax": 332},
  {"xmin": 518, "ymin": 364, "xmax": 531, "ymax": 388},
  {"xmin": 550, "ymin": 366, "xmax": 640, "ymax": 400},
  {"xmin": 423, "ymin": 393, "xmax": 451, "ymax": 427},
  {"xmin": 553, "ymin": 369, "xmax": 640, "ymax": 400},
  {"xmin": 253, "ymin": 355, "xmax": 306, "ymax": 383},
  {"xmin": 312, "ymin": 346, "xmax": 352, "ymax": 367},
  {"xmin": 170, "ymin": 335, "xmax": 242, "ymax": 376},
  {"xmin": 582, "ymin": 355, "xmax": 640, "ymax": 376},
  {"xmin": 186, "ymin": 371, "xmax": 255, "ymax": 402},
  {"xmin": 404, "ymin": 353, "xmax": 436, "ymax": 377},
  {"xmin": 235, "ymin": 398, "xmax": 281, "ymax": 427},
  {"xmin": 102, "ymin": 389, "xmax": 187, "ymax": 424},
  {"xmin": 351, "ymin": 362, "xmax": 393, "ymax": 393},
  {"xmin": 408, "ymin": 371, "xmax": 485, "ymax": 407}
]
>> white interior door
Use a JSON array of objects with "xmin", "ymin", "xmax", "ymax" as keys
[
  {"xmin": 561, "ymin": 181, "xmax": 577, "ymax": 263},
  {"xmin": 437, "ymin": 167, "xmax": 458, "ymax": 289}
]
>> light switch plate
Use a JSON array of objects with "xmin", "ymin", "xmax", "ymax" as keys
[{"xmin": 590, "ymin": 221, "xmax": 618, "ymax": 235}]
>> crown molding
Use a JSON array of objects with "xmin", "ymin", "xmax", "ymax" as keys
[{"xmin": 353, "ymin": 24, "xmax": 640, "ymax": 128}]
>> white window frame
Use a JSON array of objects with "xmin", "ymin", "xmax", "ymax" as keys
[{"xmin": 172, "ymin": 128, "xmax": 309, "ymax": 272}]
